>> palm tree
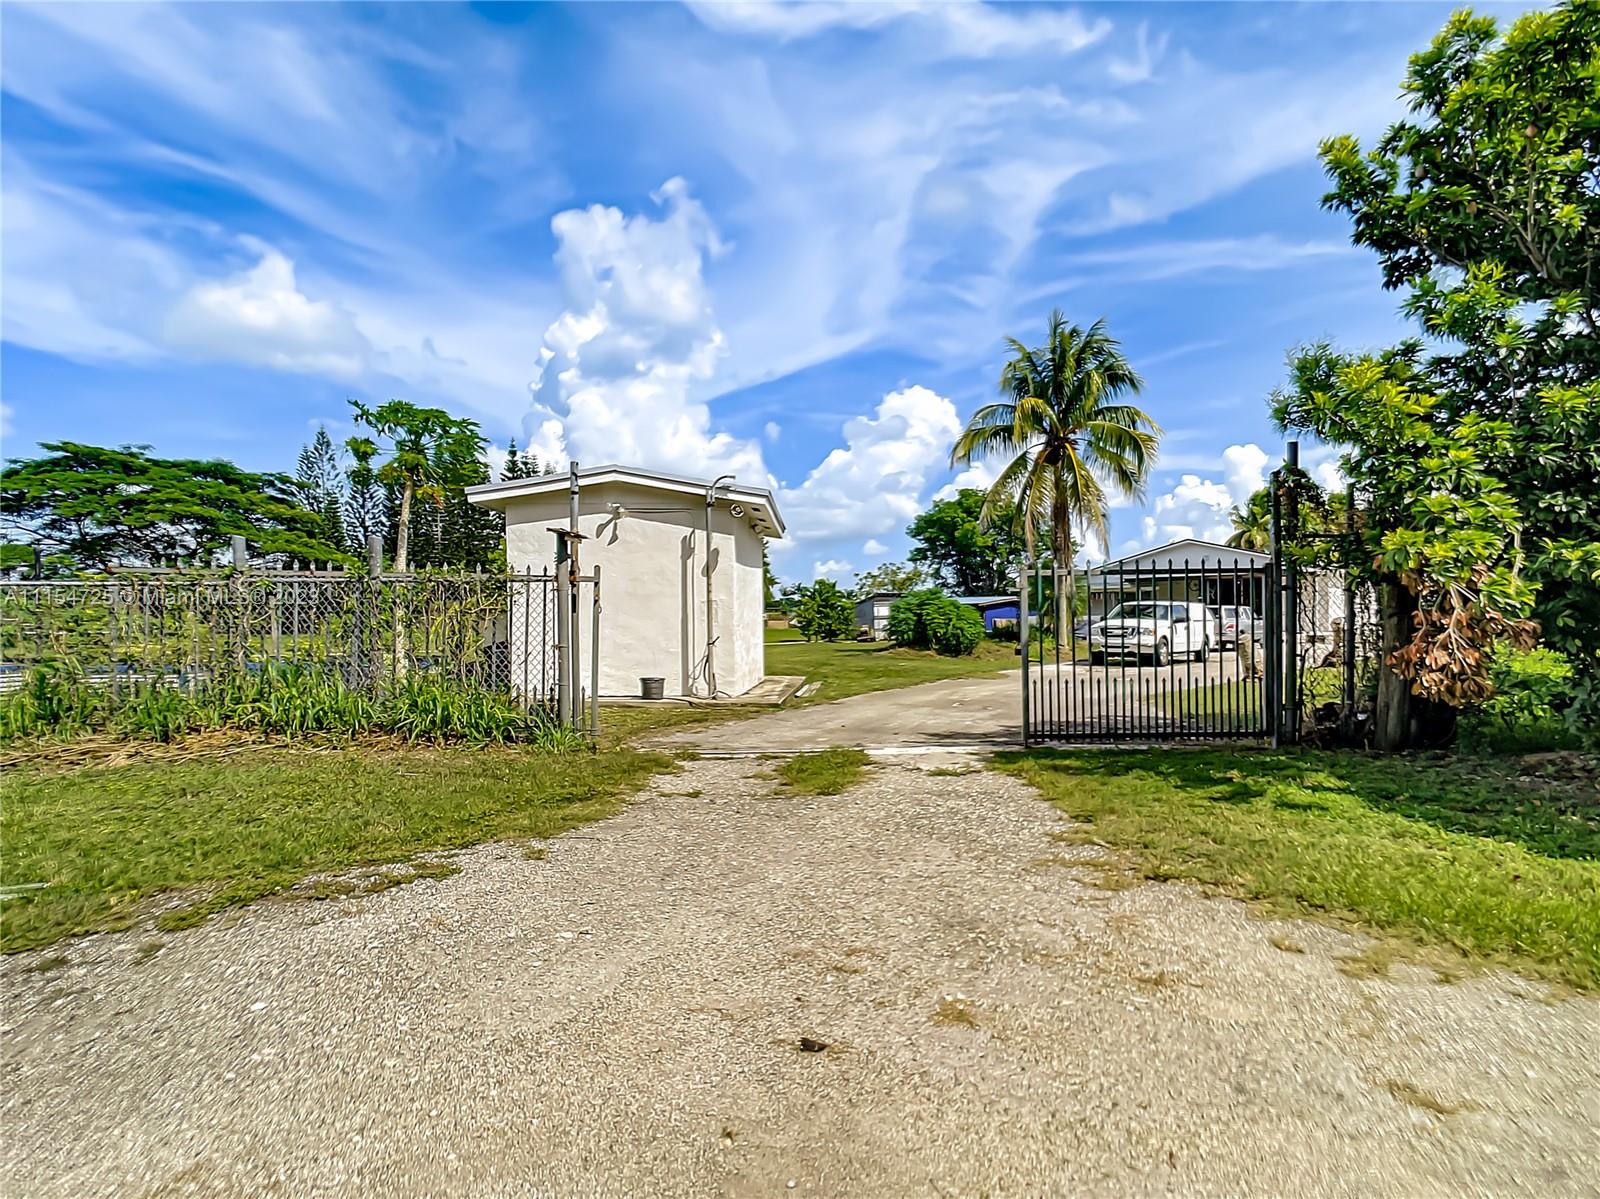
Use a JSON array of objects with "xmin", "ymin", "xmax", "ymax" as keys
[
  {"xmin": 952, "ymin": 311, "xmax": 1160, "ymax": 633},
  {"xmin": 1226, "ymin": 489, "xmax": 1272, "ymax": 550}
]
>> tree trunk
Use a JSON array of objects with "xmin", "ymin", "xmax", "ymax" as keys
[
  {"xmin": 1053, "ymin": 504, "xmax": 1073, "ymax": 643},
  {"xmin": 394, "ymin": 481, "xmax": 414, "ymax": 573},
  {"xmin": 1374, "ymin": 577, "xmax": 1413, "ymax": 752}
]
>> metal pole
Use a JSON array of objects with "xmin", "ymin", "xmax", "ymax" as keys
[
  {"xmin": 1342, "ymin": 482, "xmax": 1358, "ymax": 742},
  {"xmin": 1283, "ymin": 441, "xmax": 1300, "ymax": 745},
  {"xmin": 231, "ymin": 535, "xmax": 248, "ymax": 570},
  {"xmin": 703, "ymin": 473, "xmax": 735, "ymax": 698},
  {"xmin": 1267, "ymin": 470, "xmax": 1282, "ymax": 748},
  {"xmin": 554, "ymin": 531, "xmax": 571, "ymax": 726},
  {"xmin": 589, "ymin": 563, "xmax": 601, "ymax": 737},
  {"xmin": 568, "ymin": 463, "xmax": 581, "ymax": 724},
  {"xmin": 1019, "ymin": 559, "xmax": 1031, "ymax": 747}
]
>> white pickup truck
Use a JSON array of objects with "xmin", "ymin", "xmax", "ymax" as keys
[{"xmin": 1084, "ymin": 600, "xmax": 1218, "ymax": 667}]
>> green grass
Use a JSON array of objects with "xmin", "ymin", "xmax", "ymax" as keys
[
  {"xmin": 773, "ymin": 748, "xmax": 871, "ymax": 795},
  {"xmin": 2, "ymin": 743, "xmax": 672, "ymax": 952},
  {"xmin": 766, "ymin": 629, "xmax": 1016, "ymax": 704},
  {"xmin": 994, "ymin": 748, "xmax": 1600, "ymax": 989}
]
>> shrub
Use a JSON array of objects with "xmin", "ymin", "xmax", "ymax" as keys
[
  {"xmin": 792, "ymin": 579, "xmax": 856, "ymax": 642},
  {"xmin": 1459, "ymin": 646, "xmax": 1581, "ymax": 753},
  {"xmin": 887, "ymin": 589, "xmax": 985, "ymax": 656}
]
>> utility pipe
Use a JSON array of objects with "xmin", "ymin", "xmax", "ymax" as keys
[{"xmin": 703, "ymin": 473, "xmax": 735, "ymax": 698}]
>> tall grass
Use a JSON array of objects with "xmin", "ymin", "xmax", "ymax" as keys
[{"xmin": 0, "ymin": 662, "xmax": 580, "ymax": 748}]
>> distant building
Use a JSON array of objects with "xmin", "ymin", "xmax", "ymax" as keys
[{"xmin": 854, "ymin": 590, "xmax": 1027, "ymax": 639}]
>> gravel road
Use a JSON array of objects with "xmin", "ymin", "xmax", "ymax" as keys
[{"xmin": 4, "ymin": 753, "xmax": 1597, "ymax": 1197}]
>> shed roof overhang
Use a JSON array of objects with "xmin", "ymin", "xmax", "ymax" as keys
[{"xmin": 466, "ymin": 463, "xmax": 785, "ymax": 538}]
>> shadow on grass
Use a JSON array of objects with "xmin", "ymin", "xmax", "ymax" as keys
[{"xmin": 995, "ymin": 747, "xmax": 1598, "ymax": 864}]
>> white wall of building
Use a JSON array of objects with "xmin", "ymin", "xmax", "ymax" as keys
[{"xmin": 501, "ymin": 479, "xmax": 767, "ymax": 698}]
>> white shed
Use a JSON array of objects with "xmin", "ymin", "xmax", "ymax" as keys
[{"xmin": 466, "ymin": 465, "xmax": 783, "ymax": 699}]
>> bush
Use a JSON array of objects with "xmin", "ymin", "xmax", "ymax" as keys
[
  {"xmin": 1459, "ymin": 646, "xmax": 1581, "ymax": 753},
  {"xmin": 792, "ymin": 579, "xmax": 856, "ymax": 642},
  {"xmin": 886, "ymin": 589, "xmax": 985, "ymax": 656}
]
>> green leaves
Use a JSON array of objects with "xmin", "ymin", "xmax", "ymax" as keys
[
  {"xmin": 0, "ymin": 442, "xmax": 345, "ymax": 570},
  {"xmin": 954, "ymin": 310, "xmax": 1160, "ymax": 566},
  {"xmin": 791, "ymin": 578, "xmax": 856, "ymax": 642}
]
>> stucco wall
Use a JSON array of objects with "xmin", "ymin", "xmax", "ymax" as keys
[{"xmin": 501, "ymin": 480, "xmax": 766, "ymax": 698}]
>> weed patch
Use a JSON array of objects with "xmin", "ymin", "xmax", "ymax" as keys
[{"xmin": 774, "ymin": 748, "xmax": 869, "ymax": 796}]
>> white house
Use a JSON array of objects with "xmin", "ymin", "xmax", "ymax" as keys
[
  {"xmin": 1084, "ymin": 539, "xmax": 1271, "ymax": 618},
  {"xmin": 466, "ymin": 465, "xmax": 784, "ymax": 699}
]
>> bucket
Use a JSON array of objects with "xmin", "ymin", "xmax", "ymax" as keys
[{"xmin": 640, "ymin": 676, "xmax": 665, "ymax": 701}]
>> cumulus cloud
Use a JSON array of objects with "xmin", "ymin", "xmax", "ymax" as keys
[
  {"xmin": 777, "ymin": 384, "xmax": 961, "ymax": 543},
  {"xmin": 524, "ymin": 178, "xmax": 767, "ymax": 481},
  {"xmin": 1129, "ymin": 442, "xmax": 1269, "ymax": 551},
  {"xmin": 812, "ymin": 558, "xmax": 853, "ymax": 580},
  {"xmin": 934, "ymin": 457, "xmax": 1001, "ymax": 502},
  {"xmin": 165, "ymin": 242, "xmax": 370, "ymax": 377},
  {"xmin": 764, "ymin": 420, "xmax": 782, "ymax": 443},
  {"xmin": 862, "ymin": 538, "xmax": 887, "ymax": 556}
]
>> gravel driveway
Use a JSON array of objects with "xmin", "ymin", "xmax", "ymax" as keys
[{"xmin": 4, "ymin": 753, "xmax": 1597, "ymax": 1197}]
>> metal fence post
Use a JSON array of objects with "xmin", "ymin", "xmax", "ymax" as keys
[
  {"xmin": 589, "ymin": 564, "xmax": 601, "ymax": 737},
  {"xmin": 554, "ymin": 530, "xmax": 571, "ymax": 726},
  {"xmin": 1018, "ymin": 561, "xmax": 1030, "ymax": 748},
  {"xmin": 1282, "ymin": 442, "xmax": 1301, "ymax": 746}
]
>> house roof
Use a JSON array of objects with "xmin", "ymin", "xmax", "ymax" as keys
[
  {"xmin": 466, "ymin": 463, "xmax": 785, "ymax": 537},
  {"xmin": 955, "ymin": 595, "xmax": 1017, "ymax": 607},
  {"xmin": 1087, "ymin": 537, "xmax": 1269, "ymax": 575}
]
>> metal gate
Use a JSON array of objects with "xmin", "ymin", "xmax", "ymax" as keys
[{"xmin": 1020, "ymin": 552, "xmax": 1277, "ymax": 744}]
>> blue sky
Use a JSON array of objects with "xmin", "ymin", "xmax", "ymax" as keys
[{"xmin": 0, "ymin": 1, "xmax": 1491, "ymax": 579}]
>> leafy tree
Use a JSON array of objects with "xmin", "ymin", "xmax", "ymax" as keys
[
  {"xmin": 791, "ymin": 578, "xmax": 856, "ymax": 642},
  {"xmin": 906, "ymin": 490, "xmax": 1025, "ymax": 596},
  {"xmin": 885, "ymin": 589, "xmax": 985, "ymax": 656},
  {"xmin": 294, "ymin": 427, "xmax": 346, "ymax": 559},
  {"xmin": 0, "ymin": 442, "xmax": 342, "ymax": 569},
  {"xmin": 1279, "ymin": 2, "xmax": 1600, "ymax": 740},
  {"xmin": 951, "ymin": 311, "xmax": 1160, "ymax": 633},
  {"xmin": 854, "ymin": 560, "xmax": 928, "ymax": 596},
  {"xmin": 346, "ymin": 400, "xmax": 487, "ymax": 572}
]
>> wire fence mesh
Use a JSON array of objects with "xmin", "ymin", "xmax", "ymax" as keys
[{"xmin": 0, "ymin": 570, "xmax": 565, "ymax": 706}]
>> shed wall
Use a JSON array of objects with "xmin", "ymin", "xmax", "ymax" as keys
[{"xmin": 502, "ymin": 479, "xmax": 765, "ymax": 697}]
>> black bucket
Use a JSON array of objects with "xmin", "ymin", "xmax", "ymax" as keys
[{"xmin": 640, "ymin": 676, "xmax": 665, "ymax": 701}]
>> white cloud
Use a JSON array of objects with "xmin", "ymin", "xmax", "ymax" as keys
[
  {"xmin": 812, "ymin": 558, "xmax": 853, "ymax": 580},
  {"xmin": 0, "ymin": 401, "xmax": 14, "ymax": 443},
  {"xmin": 1128, "ymin": 442, "xmax": 1269, "ymax": 552},
  {"xmin": 934, "ymin": 457, "xmax": 1001, "ymax": 502},
  {"xmin": 686, "ymin": 1, "xmax": 1110, "ymax": 58},
  {"xmin": 165, "ymin": 242, "xmax": 370, "ymax": 377},
  {"xmin": 862, "ymin": 538, "xmax": 887, "ymax": 556},
  {"xmin": 524, "ymin": 179, "xmax": 767, "ymax": 482},
  {"xmin": 777, "ymin": 384, "xmax": 961, "ymax": 543},
  {"xmin": 764, "ymin": 420, "xmax": 782, "ymax": 442},
  {"xmin": 1106, "ymin": 21, "xmax": 1170, "ymax": 84}
]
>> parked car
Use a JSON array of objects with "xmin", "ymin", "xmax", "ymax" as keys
[
  {"xmin": 1086, "ymin": 600, "xmax": 1217, "ymax": 666},
  {"xmin": 1216, "ymin": 605, "xmax": 1261, "ymax": 650}
]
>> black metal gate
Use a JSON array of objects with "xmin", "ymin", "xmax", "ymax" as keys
[
  {"xmin": 1018, "ymin": 443, "xmax": 1384, "ymax": 748},
  {"xmin": 1020, "ymin": 551, "xmax": 1277, "ymax": 744}
]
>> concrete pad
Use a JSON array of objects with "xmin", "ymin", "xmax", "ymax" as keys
[{"xmin": 649, "ymin": 670, "xmax": 1023, "ymax": 752}]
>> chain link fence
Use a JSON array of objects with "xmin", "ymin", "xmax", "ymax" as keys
[{"xmin": 0, "ymin": 569, "xmax": 566, "ymax": 707}]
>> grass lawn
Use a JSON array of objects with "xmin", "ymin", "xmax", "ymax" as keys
[
  {"xmin": 994, "ymin": 748, "xmax": 1600, "ymax": 989},
  {"xmin": 765, "ymin": 627, "xmax": 1017, "ymax": 704},
  {"xmin": 2, "ymin": 743, "xmax": 672, "ymax": 952}
]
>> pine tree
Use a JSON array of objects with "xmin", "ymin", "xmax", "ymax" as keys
[
  {"xmin": 501, "ymin": 440, "xmax": 539, "ymax": 481},
  {"xmin": 344, "ymin": 445, "xmax": 385, "ymax": 559},
  {"xmin": 293, "ymin": 428, "xmax": 347, "ymax": 561}
]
